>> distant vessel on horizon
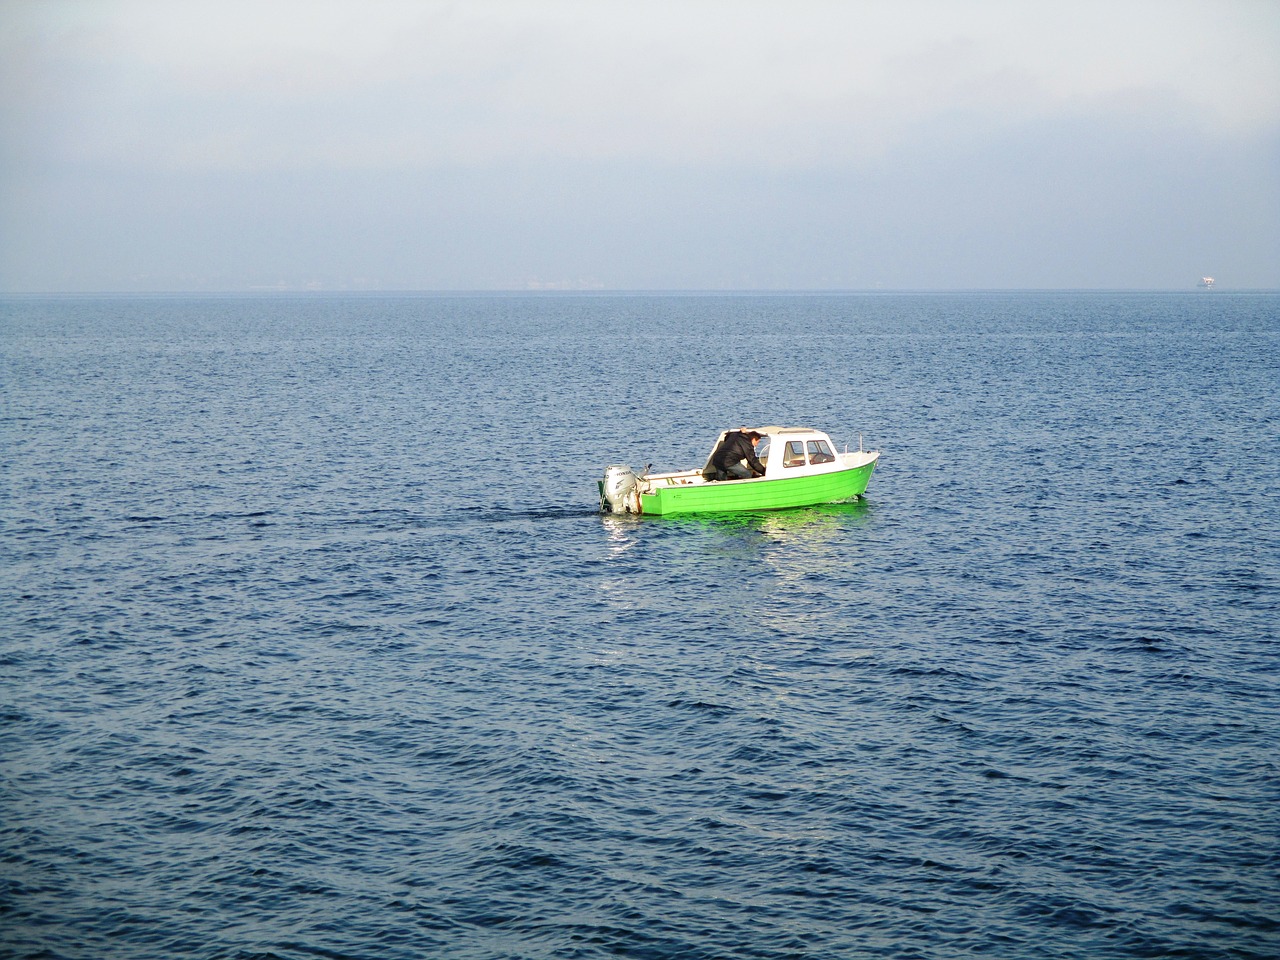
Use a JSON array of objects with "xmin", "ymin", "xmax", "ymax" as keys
[{"xmin": 1198, "ymin": 276, "xmax": 1215, "ymax": 288}]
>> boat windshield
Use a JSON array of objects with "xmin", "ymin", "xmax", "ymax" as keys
[{"xmin": 807, "ymin": 439, "xmax": 835, "ymax": 463}]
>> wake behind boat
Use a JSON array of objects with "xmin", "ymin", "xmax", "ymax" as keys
[{"xmin": 599, "ymin": 426, "xmax": 879, "ymax": 516}]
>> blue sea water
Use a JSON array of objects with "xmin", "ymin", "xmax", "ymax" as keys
[{"xmin": 2, "ymin": 292, "xmax": 1277, "ymax": 960}]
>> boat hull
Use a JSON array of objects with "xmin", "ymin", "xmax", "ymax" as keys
[{"xmin": 637, "ymin": 456, "xmax": 877, "ymax": 516}]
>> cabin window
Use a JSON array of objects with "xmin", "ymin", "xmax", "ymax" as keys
[
  {"xmin": 755, "ymin": 436, "xmax": 771, "ymax": 465},
  {"xmin": 807, "ymin": 439, "xmax": 835, "ymax": 464},
  {"xmin": 783, "ymin": 441, "xmax": 806, "ymax": 467}
]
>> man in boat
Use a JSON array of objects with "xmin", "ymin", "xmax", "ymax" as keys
[{"xmin": 703, "ymin": 430, "xmax": 766, "ymax": 481}]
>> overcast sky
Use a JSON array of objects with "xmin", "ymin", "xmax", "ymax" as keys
[{"xmin": 2, "ymin": 0, "xmax": 1277, "ymax": 291}]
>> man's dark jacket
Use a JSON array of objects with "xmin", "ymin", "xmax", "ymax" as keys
[{"xmin": 705, "ymin": 432, "xmax": 766, "ymax": 479}]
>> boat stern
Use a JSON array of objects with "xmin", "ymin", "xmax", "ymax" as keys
[{"xmin": 600, "ymin": 465, "xmax": 641, "ymax": 513}]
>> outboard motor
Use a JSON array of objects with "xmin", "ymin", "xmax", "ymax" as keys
[{"xmin": 601, "ymin": 465, "xmax": 639, "ymax": 513}]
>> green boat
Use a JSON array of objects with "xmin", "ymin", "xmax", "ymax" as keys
[{"xmin": 599, "ymin": 426, "xmax": 879, "ymax": 516}]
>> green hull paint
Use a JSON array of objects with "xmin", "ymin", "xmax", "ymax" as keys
[{"xmin": 639, "ymin": 459, "xmax": 876, "ymax": 516}]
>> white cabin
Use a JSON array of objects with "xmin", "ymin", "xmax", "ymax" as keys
[{"xmin": 705, "ymin": 426, "xmax": 866, "ymax": 480}]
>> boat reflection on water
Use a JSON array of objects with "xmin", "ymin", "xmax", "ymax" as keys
[
  {"xmin": 599, "ymin": 499, "xmax": 875, "ymax": 592},
  {"xmin": 599, "ymin": 498, "xmax": 877, "ymax": 650},
  {"xmin": 657, "ymin": 498, "xmax": 873, "ymax": 537},
  {"xmin": 600, "ymin": 498, "xmax": 872, "ymax": 539}
]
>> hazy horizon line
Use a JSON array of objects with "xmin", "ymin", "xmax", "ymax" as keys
[{"xmin": 3, "ymin": 287, "xmax": 1269, "ymax": 299}]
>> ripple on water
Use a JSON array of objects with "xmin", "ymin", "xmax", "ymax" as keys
[{"xmin": 2, "ymin": 293, "xmax": 1278, "ymax": 959}]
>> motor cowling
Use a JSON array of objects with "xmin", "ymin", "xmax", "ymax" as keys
[{"xmin": 602, "ymin": 465, "xmax": 639, "ymax": 513}]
